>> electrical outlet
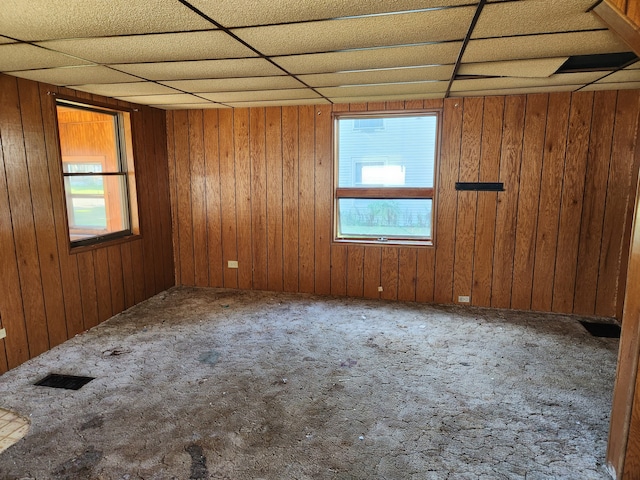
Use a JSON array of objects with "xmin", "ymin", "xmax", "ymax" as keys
[
  {"xmin": 0, "ymin": 328, "xmax": 6, "ymax": 340},
  {"xmin": 458, "ymin": 295, "xmax": 470, "ymax": 303},
  {"xmin": 378, "ymin": 286, "xmax": 383, "ymax": 292},
  {"xmin": 227, "ymin": 260, "xmax": 238, "ymax": 269}
]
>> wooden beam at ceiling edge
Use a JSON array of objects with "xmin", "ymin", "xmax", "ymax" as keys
[{"xmin": 592, "ymin": 0, "xmax": 640, "ymax": 56}]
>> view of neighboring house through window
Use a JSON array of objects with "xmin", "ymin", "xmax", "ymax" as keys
[
  {"xmin": 56, "ymin": 100, "xmax": 138, "ymax": 248},
  {"xmin": 334, "ymin": 112, "xmax": 439, "ymax": 245}
]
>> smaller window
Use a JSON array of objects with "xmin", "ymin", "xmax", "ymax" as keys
[{"xmin": 56, "ymin": 99, "xmax": 138, "ymax": 248}]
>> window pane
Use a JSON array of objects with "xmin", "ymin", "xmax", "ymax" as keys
[
  {"xmin": 337, "ymin": 198, "xmax": 432, "ymax": 239},
  {"xmin": 337, "ymin": 115, "xmax": 437, "ymax": 188}
]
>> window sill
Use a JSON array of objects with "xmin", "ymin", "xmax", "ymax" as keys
[
  {"xmin": 333, "ymin": 238, "xmax": 434, "ymax": 248},
  {"xmin": 69, "ymin": 233, "xmax": 142, "ymax": 255}
]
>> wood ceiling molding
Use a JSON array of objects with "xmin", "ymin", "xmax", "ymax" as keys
[{"xmin": 593, "ymin": 0, "xmax": 640, "ymax": 56}]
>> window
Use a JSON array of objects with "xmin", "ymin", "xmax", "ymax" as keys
[
  {"xmin": 56, "ymin": 99, "xmax": 138, "ymax": 248},
  {"xmin": 334, "ymin": 112, "xmax": 439, "ymax": 245}
]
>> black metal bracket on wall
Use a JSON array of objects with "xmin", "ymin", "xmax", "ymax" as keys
[{"xmin": 455, "ymin": 182, "xmax": 505, "ymax": 192}]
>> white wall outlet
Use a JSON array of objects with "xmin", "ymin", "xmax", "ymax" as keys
[
  {"xmin": 0, "ymin": 328, "xmax": 6, "ymax": 340},
  {"xmin": 378, "ymin": 286, "xmax": 383, "ymax": 292},
  {"xmin": 458, "ymin": 295, "xmax": 470, "ymax": 303},
  {"xmin": 227, "ymin": 260, "xmax": 238, "ymax": 269}
]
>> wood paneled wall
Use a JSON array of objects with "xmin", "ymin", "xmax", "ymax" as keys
[
  {"xmin": 0, "ymin": 73, "xmax": 174, "ymax": 374},
  {"xmin": 167, "ymin": 91, "xmax": 640, "ymax": 320}
]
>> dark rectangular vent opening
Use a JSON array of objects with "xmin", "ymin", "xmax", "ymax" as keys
[
  {"xmin": 456, "ymin": 182, "xmax": 504, "ymax": 192},
  {"xmin": 557, "ymin": 52, "xmax": 638, "ymax": 73},
  {"xmin": 579, "ymin": 321, "xmax": 621, "ymax": 338},
  {"xmin": 35, "ymin": 373, "xmax": 95, "ymax": 390}
]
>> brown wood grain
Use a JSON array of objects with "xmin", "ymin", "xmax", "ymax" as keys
[
  {"xmin": 336, "ymin": 187, "xmax": 433, "ymax": 198},
  {"xmin": 235, "ymin": 109, "xmax": 253, "ymax": 289},
  {"xmin": 299, "ymin": 105, "xmax": 316, "ymax": 293},
  {"xmin": 416, "ymin": 248, "xmax": 436, "ymax": 303},
  {"xmin": 266, "ymin": 107, "xmax": 284, "ymax": 292},
  {"xmin": 511, "ymin": 93, "xmax": 548, "ymax": 310},
  {"xmin": 188, "ymin": 110, "xmax": 209, "ymax": 287},
  {"xmin": 93, "ymin": 248, "xmax": 113, "ymax": 322},
  {"xmin": 453, "ymin": 97, "xmax": 483, "ymax": 304},
  {"xmin": 107, "ymin": 244, "xmax": 125, "ymax": 314},
  {"xmin": 120, "ymin": 242, "xmax": 135, "ymax": 309},
  {"xmin": 315, "ymin": 105, "xmax": 333, "ymax": 295},
  {"xmin": 381, "ymin": 247, "xmax": 399, "ymax": 300},
  {"xmin": 203, "ymin": 110, "xmax": 223, "ymax": 288},
  {"xmin": 77, "ymin": 251, "xmax": 98, "ymax": 330},
  {"xmin": 250, "ymin": 108, "xmax": 268, "ymax": 290},
  {"xmin": 434, "ymin": 98, "xmax": 463, "ymax": 304},
  {"xmin": 531, "ymin": 92, "xmax": 571, "ymax": 312},
  {"xmin": 574, "ymin": 90, "xmax": 617, "ymax": 315},
  {"xmin": 397, "ymin": 248, "xmax": 417, "ymax": 302},
  {"xmin": 347, "ymin": 245, "xmax": 365, "ymax": 297},
  {"xmin": 166, "ymin": 111, "xmax": 180, "ymax": 285},
  {"xmin": 552, "ymin": 92, "xmax": 594, "ymax": 313},
  {"xmin": 472, "ymin": 96, "xmax": 503, "ymax": 307},
  {"xmin": 282, "ymin": 106, "xmax": 299, "ymax": 292},
  {"xmin": 363, "ymin": 247, "xmax": 382, "ymax": 299},
  {"xmin": 331, "ymin": 244, "xmax": 347, "ymax": 296},
  {"xmin": 492, "ymin": 95, "xmax": 526, "ymax": 309}
]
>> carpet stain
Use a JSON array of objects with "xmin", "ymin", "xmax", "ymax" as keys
[
  {"xmin": 53, "ymin": 446, "xmax": 102, "ymax": 479},
  {"xmin": 185, "ymin": 444, "xmax": 208, "ymax": 479}
]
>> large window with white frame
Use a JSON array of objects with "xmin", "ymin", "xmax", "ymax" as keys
[{"xmin": 334, "ymin": 111, "xmax": 440, "ymax": 245}]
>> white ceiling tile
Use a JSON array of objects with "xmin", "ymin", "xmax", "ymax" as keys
[
  {"xmin": 225, "ymin": 98, "xmax": 331, "ymax": 108},
  {"xmin": 160, "ymin": 76, "xmax": 302, "ymax": 92},
  {"xmin": 37, "ymin": 31, "xmax": 257, "ymax": 64},
  {"xmin": 299, "ymin": 65, "xmax": 454, "ymax": 87},
  {"xmin": 472, "ymin": 0, "xmax": 606, "ymax": 39},
  {"xmin": 451, "ymin": 72, "xmax": 604, "ymax": 92},
  {"xmin": 625, "ymin": 61, "xmax": 640, "ymax": 70},
  {"xmin": 73, "ymin": 82, "xmax": 180, "ymax": 96},
  {"xmin": 581, "ymin": 82, "xmax": 640, "ymax": 91},
  {"xmin": 326, "ymin": 92, "xmax": 445, "ymax": 103},
  {"xmin": 7, "ymin": 65, "xmax": 141, "ymax": 85},
  {"xmin": 449, "ymin": 84, "xmax": 581, "ymax": 97},
  {"xmin": 458, "ymin": 58, "xmax": 569, "ymax": 78},
  {"xmin": 0, "ymin": 0, "xmax": 213, "ymax": 41},
  {"xmin": 111, "ymin": 59, "xmax": 284, "ymax": 81},
  {"xmin": 596, "ymin": 69, "xmax": 640, "ymax": 83},
  {"xmin": 318, "ymin": 81, "xmax": 448, "ymax": 97},
  {"xmin": 0, "ymin": 36, "xmax": 16, "ymax": 44},
  {"xmin": 115, "ymin": 93, "xmax": 208, "ymax": 105},
  {"xmin": 0, "ymin": 43, "xmax": 92, "ymax": 72},
  {"xmin": 233, "ymin": 8, "xmax": 475, "ymax": 56},
  {"xmin": 156, "ymin": 103, "xmax": 230, "ymax": 110},
  {"xmin": 190, "ymin": 0, "xmax": 474, "ymax": 27},
  {"xmin": 463, "ymin": 31, "xmax": 630, "ymax": 63},
  {"xmin": 199, "ymin": 88, "xmax": 321, "ymax": 103},
  {"xmin": 273, "ymin": 42, "xmax": 462, "ymax": 74}
]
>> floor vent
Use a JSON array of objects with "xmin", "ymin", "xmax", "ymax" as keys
[
  {"xmin": 579, "ymin": 321, "xmax": 621, "ymax": 338},
  {"xmin": 34, "ymin": 374, "xmax": 95, "ymax": 390}
]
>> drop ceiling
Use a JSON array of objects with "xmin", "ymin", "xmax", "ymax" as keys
[{"xmin": 0, "ymin": 0, "xmax": 638, "ymax": 109}]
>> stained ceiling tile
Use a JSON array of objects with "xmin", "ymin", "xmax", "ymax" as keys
[
  {"xmin": 233, "ymin": 7, "xmax": 475, "ymax": 56},
  {"xmin": 0, "ymin": 43, "xmax": 92, "ymax": 72},
  {"xmin": 199, "ymin": 88, "xmax": 322, "ymax": 103},
  {"xmin": 0, "ymin": 0, "xmax": 213, "ymax": 41},
  {"xmin": 326, "ymin": 92, "xmax": 445, "ymax": 103},
  {"xmin": 472, "ymin": 0, "xmax": 606, "ymax": 39},
  {"xmin": 115, "ymin": 93, "xmax": 207, "ymax": 105},
  {"xmin": 73, "ymin": 82, "xmax": 180, "ymax": 96},
  {"xmin": 8, "ymin": 66, "xmax": 141, "ymax": 85},
  {"xmin": 189, "ymin": 0, "xmax": 474, "ymax": 27},
  {"xmin": 273, "ymin": 42, "xmax": 462, "ymax": 74},
  {"xmin": 463, "ymin": 31, "xmax": 630, "ymax": 63},
  {"xmin": 581, "ymin": 81, "xmax": 640, "ymax": 91},
  {"xmin": 451, "ymin": 72, "xmax": 604, "ymax": 92},
  {"xmin": 225, "ymin": 98, "xmax": 331, "ymax": 108},
  {"xmin": 596, "ymin": 69, "xmax": 640, "ymax": 83},
  {"xmin": 111, "ymin": 59, "xmax": 284, "ymax": 81},
  {"xmin": 318, "ymin": 81, "xmax": 448, "ymax": 98},
  {"xmin": 449, "ymin": 84, "xmax": 581, "ymax": 97},
  {"xmin": 160, "ymin": 76, "xmax": 302, "ymax": 92},
  {"xmin": 37, "ymin": 31, "xmax": 257, "ymax": 64},
  {"xmin": 157, "ymin": 103, "xmax": 229, "ymax": 110},
  {"xmin": 458, "ymin": 58, "xmax": 569, "ymax": 78},
  {"xmin": 298, "ymin": 65, "xmax": 454, "ymax": 87},
  {"xmin": 0, "ymin": 36, "xmax": 16, "ymax": 44}
]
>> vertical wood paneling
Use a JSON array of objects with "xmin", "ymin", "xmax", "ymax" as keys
[
  {"xmin": 250, "ymin": 108, "xmax": 268, "ymax": 290},
  {"xmin": 511, "ymin": 93, "xmax": 548, "ymax": 310},
  {"xmin": 0, "ymin": 74, "xmax": 173, "ymax": 373},
  {"xmin": 203, "ymin": 109, "xmax": 223, "ymax": 288},
  {"xmin": 174, "ymin": 111, "xmax": 194, "ymax": 286},
  {"xmin": 454, "ymin": 97, "xmax": 483, "ymax": 304},
  {"xmin": 166, "ymin": 111, "xmax": 180, "ymax": 286},
  {"xmin": 553, "ymin": 92, "xmax": 594, "ymax": 313},
  {"xmin": 266, "ymin": 107, "xmax": 283, "ymax": 291},
  {"xmin": 166, "ymin": 90, "xmax": 639, "ymax": 324},
  {"xmin": 299, "ymin": 105, "xmax": 315, "ymax": 293},
  {"xmin": 189, "ymin": 110, "xmax": 208, "ymax": 287},
  {"xmin": 282, "ymin": 106, "xmax": 299, "ymax": 292},
  {"xmin": 492, "ymin": 95, "xmax": 526, "ymax": 309}
]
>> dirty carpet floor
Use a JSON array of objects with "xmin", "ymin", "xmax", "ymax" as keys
[{"xmin": 0, "ymin": 287, "xmax": 619, "ymax": 479}]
